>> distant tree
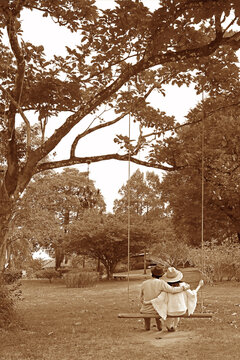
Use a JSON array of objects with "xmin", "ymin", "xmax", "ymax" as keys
[
  {"xmin": 26, "ymin": 258, "xmax": 44, "ymax": 274},
  {"xmin": 113, "ymin": 169, "xmax": 193, "ymax": 268},
  {"xmin": 65, "ymin": 212, "xmax": 152, "ymax": 279},
  {"xmin": 159, "ymin": 101, "xmax": 240, "ymax": 245},
  {"xmin": 7, "ymin": 168, "xmax": 105, "ymax": 269},
  {"xmin": 35, "ymin": 269, "xmax": 61, "ymax": 283},
  {"xmin": 1, "ymin": 0, "xmax": 240, "ymax": 270},
  {"xmin": 113, "ymin": 169, "xmax": 163, "ymax": 218}
]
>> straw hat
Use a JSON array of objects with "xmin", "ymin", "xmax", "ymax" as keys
[{"xmin": 162, "ymin": 267, "xmax": 183, "ymax": 283}]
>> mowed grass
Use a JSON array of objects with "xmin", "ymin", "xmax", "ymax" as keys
[{"xmin": 0, "ymin": 277, "xmax": 240, "ymax": 360}]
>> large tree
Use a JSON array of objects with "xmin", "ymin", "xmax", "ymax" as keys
[
  {"xmin": 8, "ymin": 168, "xmax": 105, "ymax": 268},
  {"xmin": 158, "ymin": 98, "xmax": 240, "ymax": 245},
  {"xmin": 65, "ymin": 211, "xmax": 152, "ymax": 278},
  {"xmin": 0, "ymin": 0, "xmax": 240, "ymax": 269}
]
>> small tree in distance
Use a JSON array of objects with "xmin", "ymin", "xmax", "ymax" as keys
[
  {"xmin": 113, "ymin": 169, "xmax": 163, "ymax": 218},
  {"xmin": 6, "ymin": 168, "xmax": 105, "ymax": 269},
  {"xmin": 65, "ymin": 212, "xmax": 152, "ymax": 279}
]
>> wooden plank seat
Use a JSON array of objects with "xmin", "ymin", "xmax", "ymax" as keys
[{"xmin": 118, "ymin": 312, "xmax": 213, "ymax": 319}]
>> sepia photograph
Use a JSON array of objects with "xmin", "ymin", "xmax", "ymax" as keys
[{"xmin": 0, "ymin": 0, "xmax": 240, "ymax": 359}]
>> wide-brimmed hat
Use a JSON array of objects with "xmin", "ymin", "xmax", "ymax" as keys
[
  {"xmin": 151, "ymin": 265, "xmax": 164, "ymax": 277},
  {"xmin": 162, "ymin": 267, "xmax": 183, "ymax": 283}
]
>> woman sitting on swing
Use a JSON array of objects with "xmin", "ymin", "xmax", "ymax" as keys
[{"xmin": 143, "ymin": 267, "xmax": 204, "ymax": 332}]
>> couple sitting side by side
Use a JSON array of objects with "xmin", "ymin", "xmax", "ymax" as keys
[{"xmin": 140, "ymin": 265, "xmax": 204, "ymax": 332}]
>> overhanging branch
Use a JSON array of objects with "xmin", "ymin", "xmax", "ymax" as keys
[
  {"xmin": 30, "ymin": 22, "xmax": 240, "ymax": 170},
  {"xmin": 70, "ymin": 112, "xmax": 127, "ymax": 158},
  {"xmin": 70, "ymin": 84, "xmax": 156, "ymax": 157},
  {"xmin": 36, "ymin": 153, "xmax": 180, "ymax": 173},
  {"xmin": 141, "ymin": 98, "xmax": 240, "ymax": 140}
]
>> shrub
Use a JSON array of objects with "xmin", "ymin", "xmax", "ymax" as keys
[
  {"xmin": 3, "ymin": 269, "xmax": 22, "ymax": 284},
  {"xmin": 0, "ymin": 282, "xmax": 22, "ymax": 328},
  {"xmin": 0, "ymin": 285, "xmax": 14, "ymax": 328},
  {"xmin": 35, "ymin": 269, "xmax": 61, "ymax": 283},
  {"xmin": 235, "ymin": 267, "xmax": 240, "ymax": 282},
  {"xmin": 189, "ymin": 240, "xmax": 240, "ymax": 283},
  {"xmin": 151, "ymin": 239, "xmax": 190, "ymax": 267},
  {"xmin": 64, "ymin": 270, "xmax": 99, "ymax": 288}
]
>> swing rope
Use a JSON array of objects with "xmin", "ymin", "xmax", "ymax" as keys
[
  {"xmin": 200, "ymin": 88, "xmax": 206, "ymax": 312},
  {"xmin": 120, "ymin": 87, "xmax": 212, "ymax": 321},
  {"xmin": 125, "ymin": 83, "xmax": 207, "ymax": 312},
  {"xmin": 127, "ymin": 92, "xmax": 131, "ymax": 305}
]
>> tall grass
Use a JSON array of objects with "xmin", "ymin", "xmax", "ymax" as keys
[{"xmin": 64, "ymin": 270, "xmax": 99, "ymax": 288}]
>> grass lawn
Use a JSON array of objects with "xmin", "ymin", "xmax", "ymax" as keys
[{"xmin": 0, "ymin": 275, "xmax": 240, "ymax": 360}]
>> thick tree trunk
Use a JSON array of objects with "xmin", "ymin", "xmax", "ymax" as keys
[
  {"xmin": 55, "ymin": 245, "xmax": 64, "ymax": 270},
  {"xmin": 96, "ymin": 257, "xmax": 101, "ymax": 272},
  {"xmin": 0, "ymin": 183, "xmax": 14, "ymax": 272},
  {"xmin": 237, "ymin": 232, "xmax": 240, "ymax": 243},
  {"xmin": 103, "ymin": 262, "xmax": 114, "ymax": 280},
  {"xmin": 0, "ymin": 241, "xmax": 7, "ymax": 273}
]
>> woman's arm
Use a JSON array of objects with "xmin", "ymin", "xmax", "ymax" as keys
[
  {"xmin": 195, "ymin": 279, "xmax": 204, "ymax": 293},
  {"xmin": 161, "ymin": 280, "xmax": 190, "ymax": 293}
]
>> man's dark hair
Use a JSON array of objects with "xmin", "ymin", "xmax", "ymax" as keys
[
  {"xmin": 151, "ymin": 265, "xmax": 164, "ymax": 278},
  {"xmin": 152, "ymin": 274, "xmax": 162, "ymax": 279}
]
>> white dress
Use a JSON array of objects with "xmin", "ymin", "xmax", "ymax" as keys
[{"xmin": 150, "ymin": 282, "xmax": 199, "ymax": 320}]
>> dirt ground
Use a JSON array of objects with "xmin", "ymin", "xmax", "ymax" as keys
[{"xmin": 0, "ymin": 272, "xmax": 240, "ymax": 360}]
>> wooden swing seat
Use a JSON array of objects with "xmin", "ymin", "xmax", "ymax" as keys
[{"xmin": 118, "ymin": 312, "xmax": 212, "ymax": 319}]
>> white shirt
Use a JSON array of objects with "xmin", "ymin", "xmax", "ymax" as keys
[
  {"xmin": 151, "ymin": 282, "xmax": 198, "ymax": 319},
  {"xmin": 140, "ymin": 278, "xmax": 186, "ymax": 313}
]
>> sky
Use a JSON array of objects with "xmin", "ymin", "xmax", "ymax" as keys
[{"xmin": 15, "ymin": 0, "xmax": 203, "ymax": 214}]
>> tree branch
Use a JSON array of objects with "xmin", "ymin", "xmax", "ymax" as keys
[
  {"xmin": 140, "ymin": 98, "xmax": 240, "ymax": 140},
  {"xmin": 214, "ymin": 14, "xmax": 223, "ymax": 39},
  {"xmin": 4, "ymin": 7, "xmax": 26, "ymax": 194},
  {"xmin": 81, "ymin": 52, "xmax": 144, "ymax": 83},
  {"xmin": 70, "ymin": 84, "xmax": 156, "ymax": 157},
  {"xmin": 36, "ymin": 153, "xmax": 181, "ymax": 173},
  {"xmin": 0, "ymin": 84, "xmax": 31, "ymax": 154},
  {"xmin": 222, "ymin": 16, "xmax": 238, "ymax": 35},
  {"xmin": 70, "ymin": 113, "xmax": 127, "ymax": 158},
  {"xmin": 31, "ymin": 23, "xmax": 240, "ymax": 168}
]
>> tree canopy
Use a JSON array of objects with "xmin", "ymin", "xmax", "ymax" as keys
[
  {"xmin": 160, "ymin": 97, "xmax": 240, "ymax": 245},
  {"xmin": 0, "ymin": 0, "xmax": 240, "ymax": 269},
  {"xmin": 113, "ymin": 169, "xmax": 163, "ymax": 217},
  {"xmin": 65, "ymin": 211, "xmax": 151, "ymax": 278},
  {"xmin": 7, "ymin": 168, "xmax": 105, "ymax": 268}
]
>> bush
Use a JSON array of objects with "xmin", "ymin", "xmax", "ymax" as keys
[
  {"xmin": 114, "ymin": 264, "xmax": 126, "ymax": 272},
  {"xmin": 0, "ymin": 282, "xmax": 22, "ymax": 328},
  {"xmin": 151, "ymin": 239, "xmax": 190, "ymax": 267},
  {"xmin": 0, "ymin": 285, "xmax": 14, "ymax": 328},
  {"xmin": 234, "ymin": 267, "xmax": 240, "ymax": 282},
  {"xmin": 3, "ymin": 269, "xmax": 22, "ymax": 284},
  {"xmin": 35, "ymin": 269, "xmax": 61, "ymax": 283},
  {"xmin": 189, "ymin": 240, "xmax": 240, "ymax": 283},
  {"xmin": 64, "ymin": 270, "xmax": 99, "ymax": 288}
]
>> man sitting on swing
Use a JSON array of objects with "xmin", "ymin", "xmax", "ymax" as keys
[{"xmin": 140, "ymin": 265, "xmax": 190, "ymax": 331}]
